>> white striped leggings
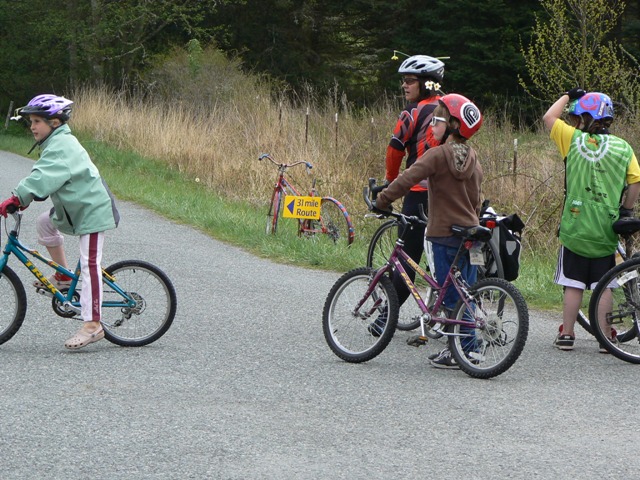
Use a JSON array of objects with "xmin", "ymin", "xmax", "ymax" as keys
[{"xmin": 36, "ymin": 210, "xmax": 104, "ymax": 322}]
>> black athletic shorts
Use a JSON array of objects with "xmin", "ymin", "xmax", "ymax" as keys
[{"xmin": 554, "ymin": 245, "xmax": 615, "ymax": 290}]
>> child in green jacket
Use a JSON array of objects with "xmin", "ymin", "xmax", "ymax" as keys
[{"xmin": 0, "ymin": 94, "xmax": 120, "ymax": 350}]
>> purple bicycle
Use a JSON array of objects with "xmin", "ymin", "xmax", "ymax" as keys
[{"xmin": 322, "ymin": 181, "xmax": 529, "ymax": 379}]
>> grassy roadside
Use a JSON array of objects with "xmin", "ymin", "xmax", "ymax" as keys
[{"xmin": 0, "ymin": 130, "xmax": 564, "ymax": 313}]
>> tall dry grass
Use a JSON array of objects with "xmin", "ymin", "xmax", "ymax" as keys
[{"xmin": 69, "ymin": 83, "xmax": 640, "ymax": 252}]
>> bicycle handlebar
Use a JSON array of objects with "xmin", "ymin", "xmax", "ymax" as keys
[
  {"xmin": 258, "ymin": 153, "xmax": 313, "ymax": 170},
  {"xmin": 363, "ymin": 178, "xmax": 426, "ymax": 228}
]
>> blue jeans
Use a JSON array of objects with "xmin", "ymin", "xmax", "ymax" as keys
[
  {"xmin": 431, "ymin": 242, "xmax": 477, "ymax": 310},
  {"xmin": 431, "ymin": 242, "xmax": 478, "ymax": 351}
]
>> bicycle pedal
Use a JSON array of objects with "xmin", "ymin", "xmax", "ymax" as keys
[
  {"xmin": 406, "ymin": 335, "xmax": 427, "ymax": 347},
  {"xmin": 35, "ymin": 287, "xmax": 53, "ymax": 298}
]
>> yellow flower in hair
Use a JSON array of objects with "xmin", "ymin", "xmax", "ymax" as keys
[{"xmin": 424, "ymin": 81, "xmax": 441, "ymax": 91}]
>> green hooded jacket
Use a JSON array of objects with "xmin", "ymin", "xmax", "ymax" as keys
[{"xmin": 14, "ymin": 124, "xmax": 119, "ymax": 235}]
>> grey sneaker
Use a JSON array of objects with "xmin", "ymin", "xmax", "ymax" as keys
[
  {"xmin": 553, "ymin": 333, "xmax": 575, "ymax": 351},
  {"xmin": 430, "ymin": 348, "xmax": 459, "ymax": 369},
  {"xmin": 367, "ymin": 308, "xmax": 387, "ymax": 338},
  {"xmin": 428, "ymin": 349, "xmax": 443, "ymax": 361}
]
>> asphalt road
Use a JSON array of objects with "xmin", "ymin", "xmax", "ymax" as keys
[{"xmin": 1, "ymin": 150, "xmax": 639, "ymax": 479}]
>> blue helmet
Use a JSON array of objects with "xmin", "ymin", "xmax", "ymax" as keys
[{"xmin": 568, "ymin": 92, "xmax": 613, "ymax": 120}]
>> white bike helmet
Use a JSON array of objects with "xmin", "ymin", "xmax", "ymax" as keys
[{"xmin": 398, "ymin": 55, "xmax": 445, "ymax": 82}]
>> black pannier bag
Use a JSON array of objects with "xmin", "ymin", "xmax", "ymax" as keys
[{"xmin": 495, "ymin": 213, "xmax": 525, "ymax": 281}]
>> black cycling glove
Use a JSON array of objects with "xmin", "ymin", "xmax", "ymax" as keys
[
  {"xmin": 566, "ymin": 87, "xmax": 586, "ymax": 100},
  {"xmin": 371, "ymin": 200, "xmax": 392, "ymax": 213},
  {"xmin": 619, "ymin": 206, "xmax": 635, "ymax": 218}
]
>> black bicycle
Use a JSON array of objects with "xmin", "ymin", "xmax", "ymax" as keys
[
  {"xmin": 587, "ymin": 217, "xmax": 640, "ymax": 361},
  {"xmin": 577, "ymin": 218, "xmax": 640, "ymax": 335}
]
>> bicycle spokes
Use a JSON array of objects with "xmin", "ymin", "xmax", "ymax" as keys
[{"xmin": 449, "ymin": 278, "xmax": 528, "ymax": 379}]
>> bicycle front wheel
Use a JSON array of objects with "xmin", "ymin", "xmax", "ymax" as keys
[
  {"xmin": 0, "ymin": 266, "xmax": 27, "ymax": 345},
  {"xmin": 589, "ymin": 258, "xmax": 640, "ymax": 363},
  {"xmin": 366, "ymin": 220, "xmax": 434, "ymax": 333},
  {"xmin": 576, "ymin": 309, "xmax": 593, "ymax": 335},
  {"xmin": 366, "ymin": 220, "xmax": 399, "ymax": 269},
  {"xmin": 102, "ymin": 260, "xmax": 177, "ymax": 347},
  {"xmin": 310, "ymin": 197, "xmax": 354, "ymax": 245},
  {"xmin": 575, "ymin": 293, "xmax": 635, "ymax": 340},
  {"xmin": 577, "ymin": 301, "xmax": 636, "ymax": 341},
  {"xmin": 322, "ymin": 267, "xmax": 399, "ymax": 363},
  {"xmin": 449, "ymin": 278, "xmax": 529, "ymax": 379}
]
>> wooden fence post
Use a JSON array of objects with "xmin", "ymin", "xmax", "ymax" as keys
[
  {"xmin": 513, "ymin": 138, "xmax": 518, "ymax": 187},
  {"xmin": 370, "ymin": 117, "xmax": 374, "ymax": 145},
  {"xmin": 305, "ymin": 107, "xmax": 309, "ymax": 144},
  {"xmin": 5, "ymin": 101, "xmax": 14, "ymax": 129}
]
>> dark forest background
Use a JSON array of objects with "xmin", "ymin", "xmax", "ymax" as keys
[{"xmin": 2, "ymin": 0, "xmax": 640, "ymax": 121}]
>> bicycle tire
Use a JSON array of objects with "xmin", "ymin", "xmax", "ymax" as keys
[
  {"xmin": 101, "ymin": 260, "xmax": 177, "ymax": 347},
  {"xmin": 578, "ymin": 304, "xmax": 635, "ymax": 341},
  {"xmin": 314, "ymin": 197, "xmax": 354, "ymax": 245},
  {"xmin": 366, "ymin": 219, "xmax": 399, "ymax": 269},
  {"xmin": 365, "ymin": 220, "xmax": 437, "ymax": 333},
  {"xmin": 322, "ymin": 267, "xmax": 399, "ymax": 363},
  {"xmin": 588, "ymin": 257, "xmax": 640, "ymax": 363},
  {"xmin": 576, "ymin": 309, "xmax": 593, "ymax": 335},
  {"xmin": 265, "ymin": 189, "xmax": 282, "ymax": 235},
  {"xmin": 448, "ymin": 278, "xmax": 529, "ymax": 379},
  {"xmin": 0, "ymin": 266, "xmax": 27, "ymax": 345},
  {"xmin": 368, "ymin": 220, "xmax": 443, "ymax": 334},
  {"xmin": 576, "ymin": 290, "xmax": 637, "ymax": 341},
  {"xmin": 574, "ymin": 242, "xmax": 634, "ymax": 336}
]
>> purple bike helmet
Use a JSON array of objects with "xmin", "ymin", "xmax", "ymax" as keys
[
  {"xmin": 19, "ymin": 94, "xmax": 73, "ymax": 122},
  {"xmin": 568, "ymin": 92, "xmax": 613, "ymax": 120}
]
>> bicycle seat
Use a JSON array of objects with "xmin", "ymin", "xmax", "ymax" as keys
[
  {"xmin": 451, "ymin": 224, "xmax": 493, "ymax": 242},
  {"xmin": 613, "ymin": 217, "xmax": 640, "ymax": 235}
]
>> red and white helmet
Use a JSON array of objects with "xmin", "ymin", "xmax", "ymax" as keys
[{"xmin": 439, "ymin": 93, "xmax": 482, "ymax": 139}]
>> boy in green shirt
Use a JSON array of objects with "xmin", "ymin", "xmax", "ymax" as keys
[{"xmin": 543, "ymin": 89, "xmax": 640, "ymax": 351}]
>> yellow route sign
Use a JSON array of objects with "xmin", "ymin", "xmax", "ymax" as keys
[{"xmin": 282, "ymin": 195, "xmax": 321, "ymax": 220}]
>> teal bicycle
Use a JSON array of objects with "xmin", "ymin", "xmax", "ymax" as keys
[{"xmin": 0, "ymin": 209, "xmax": 176, "ymax": 346}]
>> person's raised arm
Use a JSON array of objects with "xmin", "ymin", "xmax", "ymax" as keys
[{"xmin": 543, "ymin": 88, "xmax": 586, "ymax": 131}]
